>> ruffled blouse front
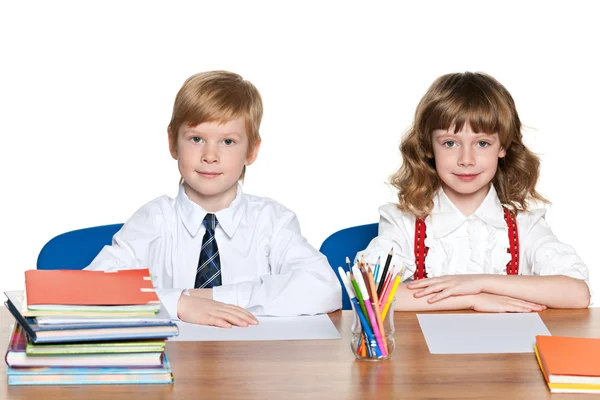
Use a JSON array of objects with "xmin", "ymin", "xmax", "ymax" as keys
[
  {"xmin": 422, "ymin": 188, "xmax": 512, "ymax": 277},
  {"xmin": 356, "ymin": 186, "xmax": 590, "ymax": 289}
]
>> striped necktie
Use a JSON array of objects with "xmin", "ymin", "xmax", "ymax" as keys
[{"xmin": 194, "ymin": 213, "xmax": 222, "ymax": 288}]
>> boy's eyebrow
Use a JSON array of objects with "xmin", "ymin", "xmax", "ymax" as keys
[{"xmin": 183, "ymin": 128, "xmax": 242, "ymax": 137}]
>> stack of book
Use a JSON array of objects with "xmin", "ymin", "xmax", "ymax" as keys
[
  {"xmin": 4, "ymin": 268, "xmax": 178, "ymax": 386},
  {"xmin": 535, "ymin": 335, "xmax": 600, "ymax": 394}
]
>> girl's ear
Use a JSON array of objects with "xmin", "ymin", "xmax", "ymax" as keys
[
  {"xmin": 499, "ymin": 146, "xmax": 506, "ymax": 158},
  {"xmin": 168, "ymin": 128, "xmax": 178, "ymax": 160}
]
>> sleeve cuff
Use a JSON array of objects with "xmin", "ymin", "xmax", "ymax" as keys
[
  {"xmin": 584, "ymin": 279, "xmax": 594, "ymax": 306},
  {"xmin": 156, "ymin": 288, "xmax": 184, "ymax": 321},
  {"xmin": 213, "ymin": 283, "xmax": 253, "ymax": 308}
]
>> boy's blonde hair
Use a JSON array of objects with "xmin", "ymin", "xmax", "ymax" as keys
[
  {"xmin": 168, "ymin": 70, "xmax": 263, "ymax": 180},
  {"xmin": 391, "ymin": 72, "xmax": 548, "ymax": 217}
]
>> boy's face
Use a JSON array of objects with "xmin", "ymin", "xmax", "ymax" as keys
[
  {"xmin": 431, "ymin": 122, "xmax": 506, "ymax": 206},
  {"xmin": 170, "ymin": 117, "xmax": 259, "ymax": 211}
]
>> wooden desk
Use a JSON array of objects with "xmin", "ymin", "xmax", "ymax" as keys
[{"xmin": 1, "ymin": 307, "xmax": 599, "ymax": 399}]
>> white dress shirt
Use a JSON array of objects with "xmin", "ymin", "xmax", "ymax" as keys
[
  {"xmin": 85, "ymin": 184, "xmax": 342, "ymax": 319},
  {"xmin": 357, "ymin": 185, "xmax": 590, "ymax": 294}
]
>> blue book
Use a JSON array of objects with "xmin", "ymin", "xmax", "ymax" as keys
[
  {"xmin": 7, "ymin": 352, "xmax": 174, "ymax": 385},
  {"xmin": 4, "ymin": 295, "xmax": 178, "ymax": 344}
]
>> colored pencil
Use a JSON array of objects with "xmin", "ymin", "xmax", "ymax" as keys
[
  {"xmin": 373, "ymin": 256, "xmax": 381, "ymax": 283},
  {"xmin": 381, "ymin": 276, "xmax": 401, "ymax": 320},
  {"xmin": 349, "ymin": 271, "xmax": 368, "ymax": 323},
  {"xmin": 379, "ymin": 272, "xmax": 396, "ymax": 309},
  {"xmin": 376, "ymin": 248, "xmax": 393, "ymax": 295}
]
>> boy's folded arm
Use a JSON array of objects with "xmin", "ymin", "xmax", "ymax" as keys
[
  {"xmin": 84, "ymin": 201, "xmax": 187, "ymax": 318},
  {"xmin": 156, "ymin": 288, "xmax": 185, "ymax": 320},
  {"xmin": 213, "ymin": 215, "xmax": 342, "ymax": 317},
  {"xmin": 85, "ymin": 201, "xmax": 167, "ymax": 271}
]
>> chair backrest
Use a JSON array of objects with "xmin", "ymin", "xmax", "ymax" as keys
[
  {"xmin": 37, "ymin": 224, "xmax": 124, "ymax": 270},
  {"xmin": 319, "ymin": 223, "xmax": 378, "ymax": 310}
]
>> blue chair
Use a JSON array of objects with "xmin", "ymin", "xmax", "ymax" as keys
[
  {"xmin": 319, "ymin": 223, "xmax": 378, "ymax": 310},
  {"xmin": 37, "ymin": 224, "xmax": 124, "ymax": 270}
]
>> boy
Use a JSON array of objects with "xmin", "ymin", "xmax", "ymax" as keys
[{"xmin": 85, "ymin": 71, "xmax": 342, "ymax": 327}]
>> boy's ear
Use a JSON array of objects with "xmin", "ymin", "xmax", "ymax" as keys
[
  {"xmin": 168, "ymin": 128, "xmax": 178, "ymax": 160},
  {"xmin": 245, "ymin": 140, "xmax": 261, "ymax": 166}
]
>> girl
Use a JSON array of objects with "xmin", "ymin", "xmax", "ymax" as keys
[{"xmin": 357, "ymin": 72, "xmax": 590, "ymax": 312}]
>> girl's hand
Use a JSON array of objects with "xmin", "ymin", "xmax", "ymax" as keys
[
  {"xmin": 177, "ymin": 291, "xmax": 259, "ymax": 328},
  {"xmin": 471, "ymin": 293, "xmax": 546, "ymax": 313},
  {"xmin": 407, "ymin": 274, "xmax": 487, "ymax": 303}
]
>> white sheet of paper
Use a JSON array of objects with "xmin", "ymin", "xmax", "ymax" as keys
[
  {"xmin": 169, "ymin": 314, "xmax": 341, "ymax": 341},
  {"xmin": 417, "ymin": 313, "xmax": 551, "ymax": 354}
]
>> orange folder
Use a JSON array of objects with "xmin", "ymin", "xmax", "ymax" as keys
[
  {"xmin": 536, "ymin": 335, "xmax": 600, "ymax": 378},
  {"xmin": 25, "ymin": 269, "xmax": 160, "ymax": 306}
]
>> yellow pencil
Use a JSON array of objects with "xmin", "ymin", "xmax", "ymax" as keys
[
  {"xmin": 366, "ymin": 267, "xmax": 388, "ymax": 354},
  {"xmin": 381, "ymin": 275, "xmax": 401, "ymax": 321}
]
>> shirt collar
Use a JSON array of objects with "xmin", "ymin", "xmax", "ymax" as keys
[
  {"xmin": 473, "ymin": 185, "xmax": 507, "ymax": 229},
  {"xmin": 428, "ymin": 185, "xmax": 505, "ymax": 238},
  {"xmin": 176, "ymin": 183, "xmax": 247, "ymax": 238}
]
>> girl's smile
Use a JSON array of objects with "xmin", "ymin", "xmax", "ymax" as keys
[{"xmin": 453, "ymin": 173, "xmax": 481, "ymax": 182}]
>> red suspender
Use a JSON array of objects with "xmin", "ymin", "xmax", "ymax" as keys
[
  {"xmin": 503, "ymin": 208, "xmax": 519, "ymax": 275},
  {"xmin": 413, "ymin": 218, "xmax": 429, "ymax": 280},
  {"xmin": 413, "ymin": 207, "xmax": 519, "ymax": 280}
]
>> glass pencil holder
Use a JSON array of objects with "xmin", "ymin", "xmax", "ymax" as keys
[{"xmin": 350, "ymin": 297, "xmax": 396, "ymax": 361}]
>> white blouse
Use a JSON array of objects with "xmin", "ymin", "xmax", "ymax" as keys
[
  {"xmin": 85, "ymin": 184, "xmax": 341, "ymax": 319},
  {"xmin": 357, "ymin": 186, "xmax": 590, "ymax": 291}
]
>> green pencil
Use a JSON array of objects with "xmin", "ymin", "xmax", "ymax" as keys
[{"xmin": 350, "ymin": 273, "xmax": 368, "ymax": 325}]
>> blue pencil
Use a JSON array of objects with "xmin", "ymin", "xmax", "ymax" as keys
[{"xmin": 345, "ymin": 256, "xmax": 352, "ymax": 273}]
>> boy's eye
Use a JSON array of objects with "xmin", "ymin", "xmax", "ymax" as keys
[
  {"xmin": 477, "ymin": 141, "xmax": 490, "ymax": 148},
  {"xmin": 191, "ymin": 137, "xmax": 202, "ymax": 143},
  {"xmin": 442, "ymin": 141, "xmax": 456, "ymax": 148},
  {"xmin": 223, "ymin": 139, "xmax": 235, "ymax": 146}
]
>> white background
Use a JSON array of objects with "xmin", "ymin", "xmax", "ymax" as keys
[{"xmin": 0, "ymin": 1, "xmax": 597, "ymax": 302}]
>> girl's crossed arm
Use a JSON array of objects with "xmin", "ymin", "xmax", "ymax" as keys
[
  {"xmin": 407, "ymin": 274, "xmax": 589, "ymax": 309},
  {"xmin": 407, "ymin": 211, "xmax": 591, "ymax": 309}
]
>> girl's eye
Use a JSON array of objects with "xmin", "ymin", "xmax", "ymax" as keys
[
  {"xmin": 477, "ymin": 141, "xmax": 490, "ymax": 148},
  {"xmin": 442, "ymin": 141, "xmax": 456, "ymax": 148},
  {"xmin": 191, "ymin": 137, "xmax": 202, "ymax": 143},
  {"xmin": 223, "ymin": 139, "xmax": 235, "ymax": 146}
]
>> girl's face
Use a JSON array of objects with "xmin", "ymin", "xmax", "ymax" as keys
[{"xmin": 431, "ymin": 122, "xmax": 506, "ymax": 207}]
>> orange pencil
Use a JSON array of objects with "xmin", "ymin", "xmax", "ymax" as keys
[
  {"xmin": 367, "ymin": 268, "xmax": 389, "ymax": 354},
  {"xmin": 359, "ymin": 333, "xmax": 367, "ymax": 357}
]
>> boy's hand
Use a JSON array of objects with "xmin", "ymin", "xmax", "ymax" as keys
[
  {"xmin": 407, "ymin": 274, "xmax": 487, "ymax": 303},
  {"xmin": 471, "ymin": 293, "xmax": 546, "ymax": 313},
  {"xmin": 177, "ymin": 290, "xmax": 259, "ymax": 328}
]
